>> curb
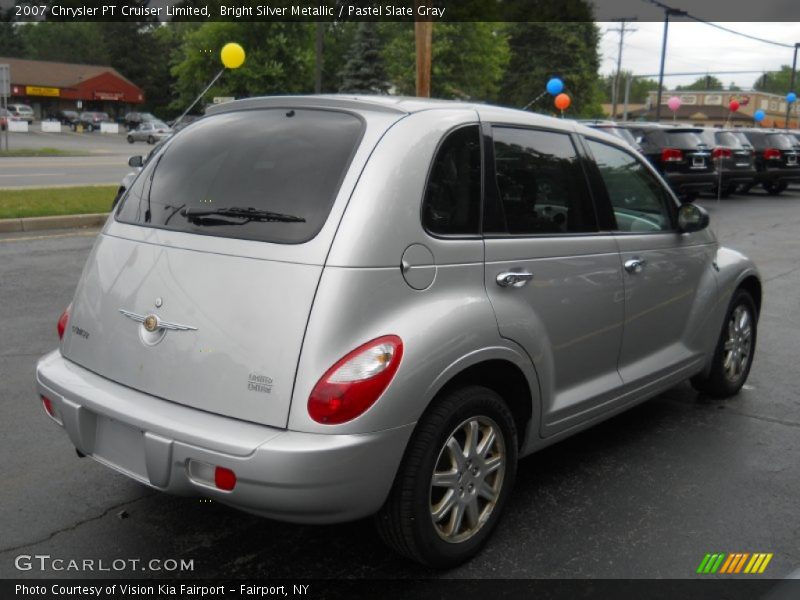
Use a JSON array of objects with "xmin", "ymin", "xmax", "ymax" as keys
[{"xmin": 0, "ymin": 213, "xmax": 109, "ymax": 233}]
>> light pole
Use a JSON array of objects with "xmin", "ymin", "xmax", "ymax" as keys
[
  {"xmin": 784, "ymin": 42, "xmax": 799, "ymax": 129},
  {"xmin": 654, "ymin": 6, "xmax": 687, "ymax": 122}
]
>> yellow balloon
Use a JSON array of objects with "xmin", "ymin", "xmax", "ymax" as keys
[{"xmin": 220, "ymin": 43, "xmax": 245, "ymax": 69}]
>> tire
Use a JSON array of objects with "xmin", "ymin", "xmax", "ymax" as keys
[
  {"xmin": 739, "ymin": 182, "xmax": 753, "ymax": 194},
  {"xmin": 86, "ymin": 124, "xmax": 94, "ymax": 132},
  {"xmin": 763, "ymin": 181, "xmax": 782, "ymax": 195},
  {"xmin": 376, "ymin": 385, "xmax": 518, "ymax": 568},
  {"xmin": 720, "ymin": 183, "xmax": 737, "ymax": 198},
  {"xmin": 691, "ymin": 289, "xmax": 757, "ymax": 398},
  {"xmin": 147, "ymin": 136, "xmax": 155, "ymax": 145},
  {"xmin": 127, "ymin": 135, "xmax": 134, "ymax": 144}
]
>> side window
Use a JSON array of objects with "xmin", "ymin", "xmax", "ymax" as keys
[
  {"xmin": 422, "ymin": 125, "xmax": 481, "ymax": 235},
  {"xmin": 490, "ymin": 127, "xmax": 596, "ymax": 235},
  {"xmin": 586, "ymin": 139, "xmax": 675, "ymax": 233}
]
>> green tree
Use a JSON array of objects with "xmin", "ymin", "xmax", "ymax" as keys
[
  {"xmin": 322, "ymin": 23, "xmax": 356, "ymax": 93},
  {"xmin": 17, "ymin": 22, "xmax": 110, "ymax": 64},
  {"xmin": 754, "ymin": 66, "xmax": 797, "ymax": 95},
  {"xmin": 499, "ymin": 22, "xmax": 602, "ymax": 117},
  {"xmin": 382, "ymin": 22, "xmax": 509, "ymax": 101},
  {"xmin": 339, "ymin": 22, "xmax": 388, "ymax": 94},
  {"xmin": 676, "ymin": 75, "xmax": 724, "ymax": 91},
  {"xmin": 170, "ymin": 22, "xmax": 315, "ymax": 113},
  {"xmin": 0, "ymin": 8, "xmax": 26, "ymax": 57},
  {"xmin": 599, "ymin": 71, "xmax": 662, "ymax": 104}
]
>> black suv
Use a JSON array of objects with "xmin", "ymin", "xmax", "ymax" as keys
[
  {"xmin": 736, "ymin": 129, "xmax": 800, "ymax": 195},
  {"xmin": 616, "ymin": 123, "xmax": 717, "ymax": 201},
  {"xmin": 697, "ymin": 128, "xmax": 757, "ymax": 196},
  {"xmin": 123, "ymin": 111, "xmax": 157, "ymax": 131},
  {"xmin": 579, "ymin": 120, "xmax": 644, "ymax": 153}
]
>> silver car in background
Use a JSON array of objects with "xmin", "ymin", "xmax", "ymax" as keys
[
  {"xmin": 126, "ymin": 119, "xmax": 173, "ymax": 144},
  {"xmin": 36, "ymin": 96, "xmax": 761, "ymax": 568}
]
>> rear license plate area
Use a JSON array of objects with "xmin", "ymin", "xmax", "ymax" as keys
[
  {"xmin": 692, "ymin": 156, "xmax": 705, "ymax": 168},
  {"xmin": 93, "ymin": 415, "xmax": 148, "ymax": 481},
  {"xmin": 787, "ymin": 155, "xmax": 798, "ymax": 166}
]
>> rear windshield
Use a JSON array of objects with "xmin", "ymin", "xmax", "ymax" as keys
[
  {"xmin": 714, "ymin": 131, "xmax": 744, "ymax": 148},
  {"xmin": 116, "ymin": 108, "xmax": 364, "ymax": 244},
  {"xmin": 602, "ymin": 127, "xmax": 637, "ymax": 145},
  {"xmin": 665, "ymin": 131, "xmax": 705, "ymax": 148},
  {"xmin": 766, "ymin": 133, "xmax": 797, "ymax": 149},
  {"xmin": 728, "ymin": 131, "xmax": 752, "ymax": 147}
]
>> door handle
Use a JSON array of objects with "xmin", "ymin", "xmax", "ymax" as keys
[
  {"xmin": 496, "ymin": 271, "xmax": 534, "ymax": 288},
  {"xmin": 624, "ymin": 258, "xmax": 646, "ymax": 274}
]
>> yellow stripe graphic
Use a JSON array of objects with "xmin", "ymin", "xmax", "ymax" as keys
[
  {"xmin": 744, "ymin": 554, "xmax": 760, "ymax": 573},
  {"xmin": 758, "ymin": 554, "xmax": 773, "ymax": 573}
]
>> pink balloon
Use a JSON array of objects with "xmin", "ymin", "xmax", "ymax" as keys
[{"xmin": 667, "ymin": 96, "xmax": 682, "ymax": 112}]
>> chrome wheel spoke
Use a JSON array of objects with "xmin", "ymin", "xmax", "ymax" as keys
[
  {"xmin": 465, "ymin": 498, "xmax": 480, "ymax": 529},
  {"xmin": 446, "ymin": 438, "xmax": 466, "ymax": 470},
  {"xmin": 477, "ymin": 479, "xmax": 498, "ymax": 502},
  {"xmin": 431, "ymin": 490, "xmax": 457, "ymax": 523},
  {"xmin": 483, "ymin": 455, "xmax": 503, "ymax": 476},
  {"xmin": 464, "ymin": 420, "xmax": 480, "ymax": 458},
  {"xmin": 432, "ymin": 469, "xmax": 459, "ymax": 489},
  {"xmin": 478, "ymin": 429, "xmax": 496, "ymax": 459},
  {"xmin": 448, "ymin": 501, "xmax": 466, "ymax": 536}
]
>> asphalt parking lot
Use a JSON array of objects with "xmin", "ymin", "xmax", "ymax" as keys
[
  {"xmin": 0, "ymin": 130, "xmax": 144, "ymax": 188},
  {"xmin": 1, "ymin": 191, "xmax": 799, "ymax": 580}
]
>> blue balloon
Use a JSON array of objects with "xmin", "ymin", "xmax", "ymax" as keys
[
  {"xmin": 787, "ymin": 92, "xmax": 797, "ymax": 104},
  {"xmin": 754, "ymin": 109, "xmax": 766, "ymax": 122},
  {"xmin": 546, "ymin": 78, "xmax": 564, "ymax": 95}
]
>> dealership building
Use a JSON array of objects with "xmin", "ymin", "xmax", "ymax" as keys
[{"xmin": 0, "ymin": 57, "xmax": 144, "ymax": 120}]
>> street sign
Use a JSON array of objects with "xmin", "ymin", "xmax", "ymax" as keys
[
  {"xmin": 213, "ymin": 96, "xmax": 235, "ymax": 104},
  {"xmin": 0, "ymin": 64, "xmax": 9, "ymax": 96}
]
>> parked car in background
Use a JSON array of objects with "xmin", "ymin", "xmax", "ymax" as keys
[
  {"xmin": 51, "ymin": 110, "xmax": 79, "ymax": 127},
  {"xmin": 123, "ymin": 111, "xmax": 157, "ymax": 131},
  {"xmin": 38, "ymin": 96, "xmax": 761, "ymax": 569},
  {"xmin": 8, "ymin": 103, "xmax": 35, "ymax": 124},
  {"xmin": 737, "ymin": 129, "xmax": 800, "ymax": 195},
  {"xmin": 74, "ymin": 112, "xmax": 110, "ymax": 132},
  {"xmin": 696, "ymin": 128, "xmax": 757, "ymax": 197},
  {"xmin": 579, "ymin": 119, "xmax": 643, "ymax": 153},
  {"xmin": 127, "ymin": 120, "xmax": 173, "ymax": 144},
  {"xmin": 615, "ymin": 123, "xmax": 717, "ymax": 201}
]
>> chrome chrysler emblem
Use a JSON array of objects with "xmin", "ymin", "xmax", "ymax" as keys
[{"xmin": 119, "ymin": 309, "xmax": 197, "ymax": 332}]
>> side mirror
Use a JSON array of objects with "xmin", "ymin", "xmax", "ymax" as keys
[
  {"xmin": 128, "ymin": 155, "xmax": 143, "ymax": 168},
  {"xmin": 677, "ymin": 203, "xmax": 709, "ymax": 233}
]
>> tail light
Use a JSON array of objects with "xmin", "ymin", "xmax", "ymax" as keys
[
  {"xmin": 187, "ymin": 460, "xmax": 237, "ymax": 491},
  {"xmin": 40, "ymin": 394, "xmax": 62, "ymax": 424},
  {"xmin": 661, "ymin": 148, "xmax": 683, "ymax": 163},
  {"xmin": 57, "ymin": 304, "xmax": 71, "ymax": 340},
  {"xmin": 712, "ymin": 147, "xmax": 732, "ymax": 160},
  {"xmin": 763, "ymin": 148, "xmax": 782, "ymax": 160},
  {"xmin": 308, "ymin": 335, "xmax": 403, "ymax": 424}
]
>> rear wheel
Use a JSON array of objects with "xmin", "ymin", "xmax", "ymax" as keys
[
  {"xmin": 763, "ymin": 181, "xmax": 783, "ymax": 195},
  {"xmin": 147, "ymin": 135, "xmax": 155, "ymax": 145},
  {"xmin": 127, "ymin": 135, "xmax": 134, "ymax": 144},
  {"xmin": 376, "ymin": 385, "xmax": 518, "ymax": 568},
  {"xmin": 691, "ymin": 289, "xmax": 757, "ymax": 398}
]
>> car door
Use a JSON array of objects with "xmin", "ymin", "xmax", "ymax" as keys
[
  {"xmin": 482, "ymin": 125, "xmax": 626, "ymax": 436},
  {"xmin": 582, "ymin": 137, "xmax": 717, "ymax": 391}
]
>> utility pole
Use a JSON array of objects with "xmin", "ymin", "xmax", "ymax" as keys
[
  {"xmin": 609, "ymin": 18, "xmax": 637, "ymax": 120},
  {"xmin": 784, "ymin": 42, "xmax": 799, "ymax": 129},
  {"xmin": 414, "ymin": 3, "xmax": 432, "ymax": 98},
  {"xmin": 655, "ymin": 6, "xmax": 687, "ymax": 122},
  {"xmin": 314, "ymin": 23, "xmax": 323, "ymax": 94}
]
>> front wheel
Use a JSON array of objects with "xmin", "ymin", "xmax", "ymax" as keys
[
  {"xmin": 127, "ymin": 135, "xmax": 134, "ymax": 144},
  {"xmin": 376, "ymin": 385, "xmax": 518, "ymax": 568},
  {"xmin": 763, "ymin": 181, "xmax": 783, "ymax": 195},
  {"xmin": 691, "ymin": 289, "xmax": 757, "ymax": 397}
]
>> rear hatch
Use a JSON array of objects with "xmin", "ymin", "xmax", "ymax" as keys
[
  {"xmin": 711, "ymin": 130, "xmax": 755, "ymax": 172},
  {"xmin": 662, "ymin": 129, "xmax": 713, "ymax": 173},
  {"xmin": 765, "ymin": 133, "xmax": 800, "ymax": 171},
  {"xmin": 61, "ymin": 106, "xmax": 385, "ymax": 427}
]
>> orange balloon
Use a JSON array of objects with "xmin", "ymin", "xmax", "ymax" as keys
[{"xmin": 554, "ymin": 93, "xmax": 571, "ymax": 111}]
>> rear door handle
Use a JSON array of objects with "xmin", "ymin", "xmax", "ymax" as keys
[
  {"xmin": 624, "ymin": 258, "xmax": 646, "ymax": 274},
  {"xmin": 496, "ymin": 271, "xmax": 534, "ymax": 288}
]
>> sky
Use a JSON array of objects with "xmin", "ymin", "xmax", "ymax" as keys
[{"xmin": 597, "ymin": 22, "xmax": 800, "ymax": 90}]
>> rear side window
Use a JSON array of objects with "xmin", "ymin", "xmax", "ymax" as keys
[
  {"xmin": 422, "ymin": 125, "xmax": 482, "ymax": 235},
  {"xmin": 586, "ymin": 139, "xmax": 674, "ymax": 233},
  {"xmin": 117, "ymin": 108, "xmax": 364, "ymax": 244},
  {"xmin": 489, "ymin": 127, "xmax": 596, "ymax": 235},
  {"xmin": 766, "ymin": 134, "xmax": 796, "ymax": 149}
]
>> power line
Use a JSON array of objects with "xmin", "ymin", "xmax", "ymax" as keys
[
  {"xmin": 641, "ymin": 0, "xmax": 795, "ymax": 49},
  {"xmin": 609, "ymin": 18, "xmax": 638, "ymax": 120}
]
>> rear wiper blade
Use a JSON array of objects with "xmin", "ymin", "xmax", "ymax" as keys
[{"xmin": 181, "ymin": 206, "xmax": 306, "ymax": 223}]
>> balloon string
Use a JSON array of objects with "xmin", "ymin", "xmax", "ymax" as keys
[
  {"xmin": 173, "ymin": 68, "xmax": 225, "ymax": 129},
  {"xmin": 522, "ymin": 91, "xmax": 548, "ymax": 112}
]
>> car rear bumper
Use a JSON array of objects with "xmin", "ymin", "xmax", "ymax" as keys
[
  {"xmin": 35, "ymin": 350, "xmax": 413, "ymax": 524},
  {"xmin": 719, "ymin": 169, "xmax": 757, "ymax": 185},
  {"xmin": 755, "ymin": 168, "xmax": 800, "ymax": 184},
  {"xmin": 664, "ymin": 171, "xmax": 717, "ymax": 193}
]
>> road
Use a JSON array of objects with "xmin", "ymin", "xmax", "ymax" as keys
[
  {"xmin": 0, "ymin": 130, "xmax": 145, "ymax": 188},
  {"xmin": 1, "ymin": 192, "xmax": 799, "ymax": 580}
]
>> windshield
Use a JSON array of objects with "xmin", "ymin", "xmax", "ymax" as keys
[
  {"xmin": 116, "ymin": 108, "xmax": 364, "ymax": 244},
  {"xmin": 151, "ymin": 120, "xmax": 169, "ymax": 129}
]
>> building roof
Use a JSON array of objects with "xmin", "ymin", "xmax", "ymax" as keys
[
  {"xmin": 627, "ymin": 105, "xmax": 753, "ymax": 122},
  {"xmin": 0, "ymin": 56, "xmax": 139, "ymax": 90}
]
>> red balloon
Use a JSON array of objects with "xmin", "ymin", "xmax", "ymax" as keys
[
  {"xmin": 554, "ymin": 93, "xmax": 571, "ymax": 111},
  {"xmin": 729, "ymin": 99, "xmax": 740, "ymax": 112}
]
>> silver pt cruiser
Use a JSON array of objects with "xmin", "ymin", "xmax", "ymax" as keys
[{"xmin": 36, "ymin": 96, "xmax": 761, "ymax": 568}]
